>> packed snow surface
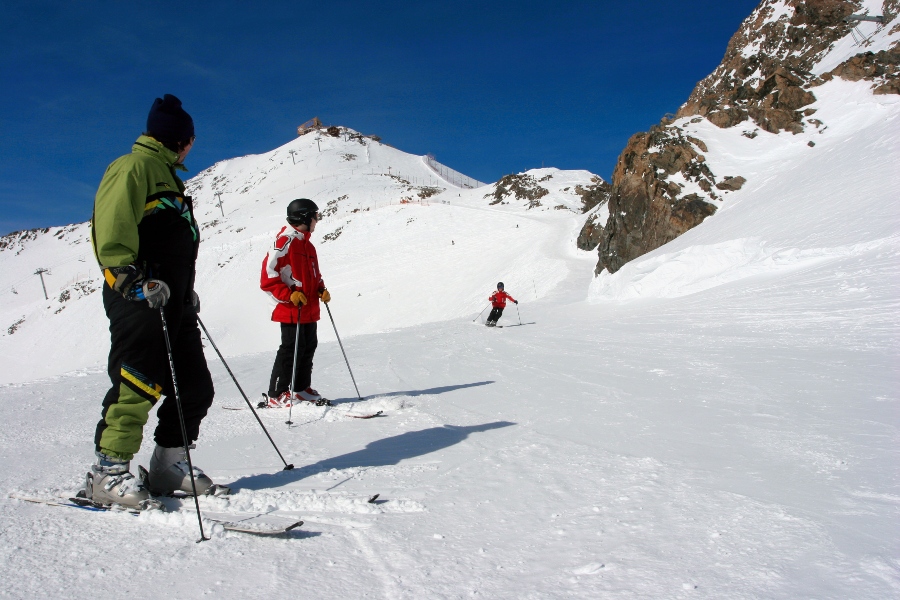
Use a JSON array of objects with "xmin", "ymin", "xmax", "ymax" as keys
[{"xmin": 1, "ymin": 43, "xmax": 899, "ymax": 600}]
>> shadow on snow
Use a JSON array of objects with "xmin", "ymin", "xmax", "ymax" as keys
[
  {"xmin": 329, "ymin": 380, "xmax": 496, "ymax": 405},
  {"xmin": 229, "ymin": 420, "xmax": 515, "ymax": 491}
]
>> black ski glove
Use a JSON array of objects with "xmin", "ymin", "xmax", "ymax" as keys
[{"xmin": 514, "ymin": 300, "xmax": 519, "ymax": 304}]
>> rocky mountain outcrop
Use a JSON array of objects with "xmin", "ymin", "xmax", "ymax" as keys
[
  {"xmin": 821, "ymin": 44, "xmax": 900, "ymax": 93},
  {"xmin": 485, "ymin": 173, "xmax": 552, "ymax": 208},
  {"xmin": 589, "ymin": 0, "xmax": 899, "ymax": 274},
  {"xmin": 575, "ymin": 177, "xmax": 611, "ymax": 251}
]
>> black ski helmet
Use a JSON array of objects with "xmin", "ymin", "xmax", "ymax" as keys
[
  {"xmin": 497, "ymin": 282, "xmax": 504, "ymax": 290},
  {"xmin": 286, "ymin": 198, "xmax": 319, "ymax": 226}
]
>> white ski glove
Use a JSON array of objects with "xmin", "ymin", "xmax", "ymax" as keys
[{"xmin": 137, "ymin": 280, "xmax": 171, "ymax": 309}]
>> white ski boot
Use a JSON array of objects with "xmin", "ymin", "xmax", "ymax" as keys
[
  {"xmin": 86, "ymin": 453, "xmax": 160, "ymax": 510},
  {"xmin": 146, "ymin": 444, "xmax": 230, "ymax": 497}
]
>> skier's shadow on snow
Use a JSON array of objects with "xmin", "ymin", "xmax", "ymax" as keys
[
  {"xmin": 228, "ymin": 420, "xmax": 515, "ymax": 491},
  {"xmin": 354, "ymin": 380, "xmax": 495, "ymax": 402}
]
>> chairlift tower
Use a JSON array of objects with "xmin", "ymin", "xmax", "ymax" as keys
[
  {"xmin": 844, "ymin": 13, "xmax": 887, "ymax": 45},
  {"xmin": 34, "ymin": 268, "xmax": 50, "ymax": 300}
]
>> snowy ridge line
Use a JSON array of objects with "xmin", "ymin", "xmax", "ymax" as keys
[
  {"xmin": 198, "ymin": 168, "xmax": 450, "ymax": 201},
  {"xmin": 590, "ymin": 235, "xmax": 900, "ymax": 302},
  {"xmin": 424, "ymin": 155, "xmax": 487, "ymax": 189}
]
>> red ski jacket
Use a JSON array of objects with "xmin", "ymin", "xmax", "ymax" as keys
[
  {"xmin": 489, "ymin": 290, "xmax": 516, "ymax": 308},
  {"xmin": 260, "ymin": 225, "xmax": 325, "ymax": 324}
]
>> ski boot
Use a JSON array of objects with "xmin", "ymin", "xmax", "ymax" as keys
[
  {"xmin": 145, "ymin": 444, "xmax": 230, "ymax": 497},
  {"xmin": 85, "ymin": 452, "xmax": 160, "ymax": 510},
  {"xmin": 297, "ymin": 387, "xmax": 332, "ymax": 406},
  {"xmin": 485, "ymin": 320, "xmax": 495, "ymax": 327},
  {"xmin": 261, "ymin": 391, "xmax": 293, "ymax": 408}
]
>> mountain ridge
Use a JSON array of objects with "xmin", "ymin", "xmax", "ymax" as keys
[{"xmin": 589, "ymin": 0, "xmax": 899, "ymax": 274}]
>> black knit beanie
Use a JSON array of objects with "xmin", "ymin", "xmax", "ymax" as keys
[{"xmin": 146, "ymin": 94, "xmax": 194, "ymax": 145}]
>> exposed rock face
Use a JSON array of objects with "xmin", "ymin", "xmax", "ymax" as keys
[
  {"xmin": 485, "ymin": 173, "xmax": 550, "ymax": 208},
  {"xmin": 821, "ymin": 45, "xmax": 900, "ymax": 94},
  {"xmin": 676, "ymin": 0, "xmax": 861, "ymax": 134},
  {"xmin": 575, "ymin": 177, "xmax": 611, "ymax": 251},
  {"xmin": 576, "ymin": 177, "xmax": 611, "ymax": 213},
  {"xmin": 593, "ymin": 0, "xmax": 899, "ymax": 275},
  {"xmin": 596, "ymin": 125, "xmax": 721, "ymax": 273}
]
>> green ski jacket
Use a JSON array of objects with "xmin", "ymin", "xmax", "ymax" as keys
[{"xmin": 91, "ymin": 135, "xmax": 194, "ymax": 270}]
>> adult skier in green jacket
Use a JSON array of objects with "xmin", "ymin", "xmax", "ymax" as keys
[{"xmin": 88, "ymin": 94, "xmax": 219, "ymax": 508}]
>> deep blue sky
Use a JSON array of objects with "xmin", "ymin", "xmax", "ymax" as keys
[{"xmin": 1, "ymin": 0, "xmax": 760, "ymax": 235}]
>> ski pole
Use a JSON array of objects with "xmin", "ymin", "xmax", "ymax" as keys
[
  {"xmin": 160, "ymin": 307, "xmax": 208, "ymax": 543},
  {"xmin": 197, "ymin": 317, "xmax": 294, "ymax": 470},
  {"xmin": 324, "ymin": 302, "xmax": 362, "ymax": 400},
  {"xmin": 472, "ymin": 304, "xmax": 489, "ymax": 323},
  {"xmin": 285, "ymin": 312, "xmax": 302, "ymax": 426},
  {"xmin": 516, "ymin": 303, "xmax": 521, "ymax": 325}
]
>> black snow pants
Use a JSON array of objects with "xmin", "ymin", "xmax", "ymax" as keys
[
  {"xmin": 95, "ymin": 286, "xmax": 214, "ymax": 459},
  {"xmin": 268, "ymin": 322, "xmax": 318, "ymax": 397},
  {"xmin": 487, "ymin": 306, "xmax": 505, "ymax": 324}
]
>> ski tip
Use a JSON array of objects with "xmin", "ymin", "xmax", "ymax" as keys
[
  {"xmin": 347, "ymin": 410, "xmax": 384, "ymax": 419},
  {"xmin": 220, "ymin": 520, "xmax": 303, "ymax": 535},
  {"xmin": 368, "ymin": 493, "xmax": 380, "ymax": 503}
]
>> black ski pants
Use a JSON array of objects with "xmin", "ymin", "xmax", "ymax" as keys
[
  {"xmin": 95, "ymin": 286, "xmax": 214, "ymax": 459},
  {"xmin": 268, "ymin": 322, "xmax": 318, "ymax": 397},
  {"xmin": 487, "ymin": 306, "xmax": 505, "ymax": 323}
]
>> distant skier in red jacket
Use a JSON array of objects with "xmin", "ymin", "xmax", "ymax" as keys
[
  {"xmin": 260, "ymin": 199, "xmax": 331, "ymax": 407},
  {"xmin": 486, "ymin": 282, "xmax": 517, "ymax": 327}
]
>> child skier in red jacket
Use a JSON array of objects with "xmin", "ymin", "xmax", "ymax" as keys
[
  {"xmin": 260, "ymin": 199, "xmax": 331, "ymax": 407},
  {"xmin": 486, "ymin": 282, "xmax": 517, "ymax": 327}
]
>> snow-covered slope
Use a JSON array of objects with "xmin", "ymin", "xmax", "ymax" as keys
[
  {"xmin": 0, "ymin": 129, "xmax": 599, "ymax": 384},
  {"xmin": 0, "ymin": 4, "xmax": 897, "ymax": 598}
]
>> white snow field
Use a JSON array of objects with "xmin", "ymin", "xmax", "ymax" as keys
[{"xmin": 2, "ymin": 33, "xmax": 900, "ymax": 600}]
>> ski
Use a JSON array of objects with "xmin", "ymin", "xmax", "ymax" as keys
[
  {"xmin": 235, "ymin": 396, "xmax": 383, "ymax": 419},
  {"xmin": 9, "ymin": 494, "xmax": 302, "ymax": 536},
  {"xmin": 346, "ymin": 410, "xmax": 384, "ymax": 419}
]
